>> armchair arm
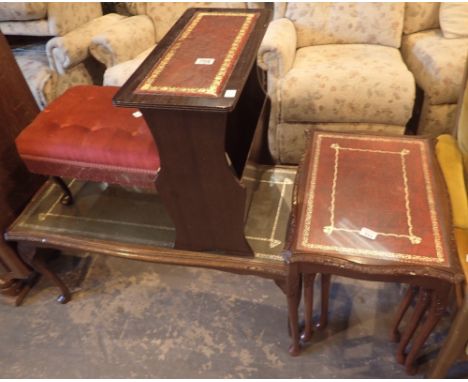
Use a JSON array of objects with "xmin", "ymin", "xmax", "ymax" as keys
[
  {"xmin": 46, "ymin": 13, "xmax": 125, "ymax": 74},
  {"xmin": 89, "ymin": 15, "xmax": 155, "ymax": 68},
  {"xmin": 257, "ymin": 18, "xmax": 297, "ymax": 78},
  {"xmin": 436, "ymin": 134, "xmax": 468, "ymax": 229}
]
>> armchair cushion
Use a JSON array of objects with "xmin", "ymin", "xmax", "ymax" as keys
[
  {"xmin": 257, "ymin": 18, "xmax": 296, "ymax": 78},
  {"xmin": 280, "ymin": 44, "xmax": 414, "ymax": 125},
  {"xmin": 440, "ymin": 2, "xmax": 468, "ymax": 39},
  {"xmin": 103, "ymin": 47, "xmax": 154, "ymax": 86},
  {"xmin": 401, "ymin": 29, "xmax": 468, "ymax": 105},
  {"xmin": 46, "ymin": 13, "xmax": 125, "ymax": 74},
  {"xmin": 0, "ymin": 3, "xmax": 102, "ymax": 36},
  {"xmin": 403, "ymin": 2, "xmax": 440, "ymax": 34},
  {"xmin": 90, "ymin": 15, "xmax": 155, "ymax": 68},
  {"xmin": 284, "ymin": 2, "xmax": 404, "ymax": 49},
  {"xmin": 0, "ymin": 3, "xmax": 47, "ymax": 21}
]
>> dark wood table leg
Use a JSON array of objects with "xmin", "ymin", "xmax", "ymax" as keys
[
  {"xmin": 427, "ymin": 289, "xmax": 468, "ymax": 378},
  {"xmin": 301, "ymin": 273, "xmax": 316, "ymax": 342},
  {"xmin": 317, "ymin": 273, "xmax": 331, "ymax": 330},
  {"xmin": 391, "ymin": 285, "xmax": 418, "ymax": 342},
  {"xmin": 287, "ymin": 262, "xmax": 302, "ymax": 356},
  {"xmin": 396, "ymin": 287, "xmax": 431, "ymax": 364},
  {"xmin": 17, "ymin": 243, "xmax": 71, "ymax": 304},
  {"xmin": 404, "ymin": 285, "xmax": 450, "ymax": 375}
]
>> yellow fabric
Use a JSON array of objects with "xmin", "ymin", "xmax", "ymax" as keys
[
  {"xmin": 455, "ymin": 228, "xmax": 468, "ymax": 279},
  {"xmin": 458, "ymin": 82, "xmax": 468, "ymax": 172},
  {"xmin": 436, "ymin": 134, "xmax": 468, "ymax": 229}
]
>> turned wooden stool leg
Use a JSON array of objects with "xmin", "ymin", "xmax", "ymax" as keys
[
  {"xmin": 52, "ymin": 176, "xmax": 74, "ymax": 206},
  {"xmin": 391, "ymin": 285, "xmax": 418, "ymax": 342},
  {"xmin": 404, "ymin": 287, "xmax": 450, "ymax": 375},
  {"xmin": 17, "ymin": 243, "xmax": 71, "ymax": 304},
  {"xmin": 287, "ymin": 262, "xmax": 302, "ymax": 356},
  {"xmin": 301, "ymin": 273, "xmax": 316, "ymax": 342},
  {"xmin": 317, "ymin": 273, "xmax": 331, "ymax": 330},
  {"xmin": 396, "ymin": 288, "xmax": 430, "ymax": 365}
]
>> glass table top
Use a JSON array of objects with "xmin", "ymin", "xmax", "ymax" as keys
[{"xmin": 7, "ymin": 165, "xmax": 296, "ymax": 266}]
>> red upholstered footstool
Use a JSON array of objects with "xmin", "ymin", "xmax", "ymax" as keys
[{"xmin": 15, "ymin": 85, "xmax": 160, "ymax": 202}]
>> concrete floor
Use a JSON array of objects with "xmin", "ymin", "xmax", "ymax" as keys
[{"xmin": 1, "ymin": 253, "xmax": 467, "ymax": 378}]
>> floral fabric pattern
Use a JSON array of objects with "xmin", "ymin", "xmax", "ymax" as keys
[
  {"xmin": 284, "ymin": 2, "xmax": 405, "ymax": 49},
  {"xmin": 0, "ymin": 19, "xmax": 50, "ymax": 36},
  {"xmin": 276, "ymin": 122, "xmax": 405, "ymax": 164},
  {"xmin": 403, "ymin": 2, "xmax": 440, "ymax": 34},
  {"xmin": 0, "ymin": 3, "xmax": 47, "ymax": 21},
  {"xmin": 439, "ymin": 2, "xmax": 468, "ymax": 39},
  {"xmin": 103, "ymin": 47, "xmax": 154, "ymax": 86},
  {"xmin": 47, "ymin": 13, "xmax": 125, "ymax": 74},
  {"xmin": 401, "ymin": 29, "xmax": 468, "ymax": 105},
  {"xmin": 280, "ymin": 45, "xmax": 415, "ymax": 125},
  {"xmin": 145, "ymin": 2, "xmax": 249, "ymax": 41},
  {"xmin": 257, "ymin": 18, "xmax": 296, "ymax": 78},
  {"xmin": 90, "ymin": 15, "xmax": 155, "ymax": 68},
  {"xmin": 418, "ymin": 100, "xmax": 458, "ymax": 136},
  {"xmin": 13, "ymin": 43, "xmax": 93, "ymax": 110},
  {"xmin": 0, "ymin": 3, "xmax": 102, "ymax": 36},
  {"xmin": 13, "ymin": 43, "xmax": 56, "ymax": 109}
]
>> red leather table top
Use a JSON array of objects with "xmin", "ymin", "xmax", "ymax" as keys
[
  {"xmin": 15, "ymin": 85, "xmax": 160, "ymax": 188},
  {"xmin": 290, "ymin": 132, "xmax": 454, "ymax": 268},
  {"xmin": 135, "ymin": 11, "xmax": 259, "ymax": 97}
]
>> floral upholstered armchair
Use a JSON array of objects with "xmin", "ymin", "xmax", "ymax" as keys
[
  {"xmin": 89, "ymin": 2, "xmax": 262, "ymax": 86},
  {"xmin": 401, "ymin": 2, "xmax": 468, "ymax": 136},
  {"xmin": 0, "ymin": 3, "xmax": 124, "ymax": 108},
  {"xmin": 257, "ymin": 2, "xmax": 416, "ymax": 164}
]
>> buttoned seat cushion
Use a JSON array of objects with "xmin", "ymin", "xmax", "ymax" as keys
[
  {"xmin": 279, "ymin": 44, "xmax": 415, "ymax": 126},
  {"xmin": 16, "ymin": 85, "xmax": 160, "ymax": 189},
  {"xmin": 401, "ymin": 29, "xmax": 468, "ymax": 105}
]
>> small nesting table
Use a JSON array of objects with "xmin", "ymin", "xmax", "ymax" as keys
[{"xmin": 284, "ymin": 131, "xmax": 463, "ymax": 374}]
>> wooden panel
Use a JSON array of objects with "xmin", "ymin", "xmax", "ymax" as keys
[{"xmin": 0, "ymin": 32, "xmax": 44, "ymax": 278}]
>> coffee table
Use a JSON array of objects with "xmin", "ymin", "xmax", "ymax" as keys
[{"xmin": 285, "ymin": 131, "xmax": 464, "ymax": 374}]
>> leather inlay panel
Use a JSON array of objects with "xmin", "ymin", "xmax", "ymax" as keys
[
  {"xmin": 135, "ymin": 11, "xmax": 259, "ymax": 97},
  {"xmin": 294, "ymin": 133, "xmax": 450, "ymax": 265}
]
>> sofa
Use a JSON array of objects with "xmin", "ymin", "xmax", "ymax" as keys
[
  {"xmin": 88, "ymin": 2, "xmax": 263, "ymax": 86},
  {"xmin": 0, "ymin": 3, "xmax": 124, "ymax": 108},
  {"xmin": 401, "ymin": 2, "xmax": 468, "ymax": 136},
  {"xmin": 258, "ymin": 2, "xmax": 416, "ymax": 164}
]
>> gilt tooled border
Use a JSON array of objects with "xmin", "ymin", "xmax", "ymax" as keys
[
  {"xmin": 136, "ymin": 12, "xmax": 258, "ymax": 97},
  {"xmin": 299, "ymin": 133, "xmax": 445, "ymax": 264}
]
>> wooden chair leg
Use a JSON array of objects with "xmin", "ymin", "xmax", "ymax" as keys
[
  {"xmin": 317, "ymin": 273, "xmax": 331, "ymax": 330},
  {"xmin": 396, "ymin": 288, "xmax": 430, "ymax": 365},
  {"xmin": 301, "ymin": 273, "xmax": 316, "ymax": 342},
  {"xmin": 287, "ymin": 262, "xmax": 302, "ymax": 356},
  {"xmin": 391, "ymin": 285, "xmax": 418, "ymax": 342},
  {"xmin": 52, "ymin": 176, "xmax": 74, "ymax": 206},
  {"xmin": 427, "ymin": 291, "xmax": 468, "ymax": 378},
  {"xmin": 404, "ymin": 287, "xmax": 450, "ymax": 375}
]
